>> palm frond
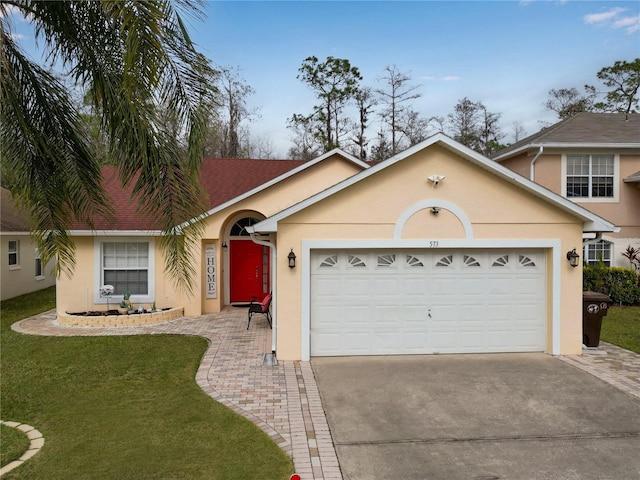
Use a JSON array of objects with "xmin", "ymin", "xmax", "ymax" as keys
[
  {"xmin": 0, "ymin": 25, "xmax": 111, "ymax": 274},
  {"xmin": 2, "ymin": 0, "xmax": 218, "ymax": 290}
]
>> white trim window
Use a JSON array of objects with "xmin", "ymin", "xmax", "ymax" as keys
[
  {"xmin": 565, "ymin": 154, "xmax": 615, "ymax": 200},
  {"xmin": 103, "ymin": 242, "xmax": 149, "ymax": 295},
  {"xmin": 8, "ymin": 240, "xmax": 19, "ymax": 268},
  {"xmin": 95, "ymin": 238, "xmax": 155, "ymax": 303},
  {"xmin": 584, "ymin": 240, "xmax": 612, "ymax": 266},
  {"xmin": 35, "ymin": 249, "xmax": 44, "ymax": 279}
]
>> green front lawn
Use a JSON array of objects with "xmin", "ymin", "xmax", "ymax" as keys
[
  {"xmin": 0, "ymin": 424, "xmax": 30, "ymax": 467},
  {"xmin": 0, "ymin": 286, "xmax": 293, "ymax": 479},
  {"xmin": 600, "ymin": 306, "xmax": 640, "ymax": 354}
]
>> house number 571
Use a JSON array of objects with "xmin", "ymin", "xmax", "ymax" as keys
[{"xmin": 429, "ymin": 241, "xmax": 439, "ymax": 247}]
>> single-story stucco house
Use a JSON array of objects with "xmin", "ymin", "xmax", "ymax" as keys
[
  {"xmin": 1, "ymin": 187, "xmax": 56, "ymax": 300},
  {"xmin": 58, "ymin": 134, "xmax": 617, "ymax": 360}
]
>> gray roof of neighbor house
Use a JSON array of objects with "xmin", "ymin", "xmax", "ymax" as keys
[
  {"xmin": 493, "ymin": 113, "xmax": 640, "ymax": 162},
  {"xmin": 0, "ymin": 187, "xmax": 30, "ymax": 232}
]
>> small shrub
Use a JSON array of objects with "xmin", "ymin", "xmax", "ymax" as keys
[
  {"xmin": 583, "ymin": 261, "xmax": 609, "ymax": 292},
  {"xmin": 621, "ymin": 245, "xmax": 640, "ymax": 271},
  {"xmin": 584, "ymin": 265, "xmax": 640, "ymax": 306}
]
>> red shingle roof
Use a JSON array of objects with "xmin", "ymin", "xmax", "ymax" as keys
[
  {"xmin": 71, "ymin": 158, "xmax": 306, "ymax": 231},
  {"xmin": 1, "ymin": 187, "xmax": 30, "ymax": 232}
]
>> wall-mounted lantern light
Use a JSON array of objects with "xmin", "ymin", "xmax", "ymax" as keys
[
  {"xmin": 288, "ymin": 248, "xmax": 296, "ymax": 269},
  {"xmin": 431, "ymin": 207, "xmax": 440, "ymax": 215},
  {"xmin": 222, "ymin": 241, "xmax": 228, "ymax": 250},
  {"xmin": 566, "ymin": 248, "xmax": 580, "ymax": 268}
]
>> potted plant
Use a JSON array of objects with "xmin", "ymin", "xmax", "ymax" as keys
[{"xmin": 119, "ymin": 292, "xmax": 135, "ymax": 314}]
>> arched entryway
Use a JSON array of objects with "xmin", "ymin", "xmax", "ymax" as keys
[{"xmin": 227, "ymin": 216, "xmax": 270, "ymax": 303}]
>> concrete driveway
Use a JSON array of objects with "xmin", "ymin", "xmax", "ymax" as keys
[{"xmin": 313, "ymin": 353, "xmax": 640, "ymax": 480}]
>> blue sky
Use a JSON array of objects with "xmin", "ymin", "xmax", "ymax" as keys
[
  {"xmin": 8, "ymin": 1, "xmax": 640, "ymax": 157},
  {"xmin": 190, "ymin": 0, "xmax": 640, "ymax": 155}
]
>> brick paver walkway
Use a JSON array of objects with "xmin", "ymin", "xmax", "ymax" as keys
[
  {"xmin": 12, "ymin": 308, "xmax": 341, "ymax": 480},
  {"xmin": 11, "ymin": 309, "xmax": 640, "ymax": 479},
  {"xmin": 558, "ymin": 342, "xmax": 640, "ymax": 400}
]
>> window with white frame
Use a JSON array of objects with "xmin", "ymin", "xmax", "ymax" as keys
[
  {"xmin": 35, "ymin": 249, "xmax": 43, "ymax": 278},
  {"xmin": 8, "ymin": 240, "xmax": 19, "ymax": 267},
  {"xmin": 584, "ymin": 240, "xmax": 612, "ymax": 266},
  {"xmin": 566, "ymin": 154, "xmax": 614, "ymax": 198},
  {"xmin": 102, "ymin": 242, "xmax": 149, "ymax": 295}
]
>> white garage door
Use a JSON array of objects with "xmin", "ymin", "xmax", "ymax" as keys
[{"xmin": 310, "ymin": 249, "xmax": 546, "ymax": 356}]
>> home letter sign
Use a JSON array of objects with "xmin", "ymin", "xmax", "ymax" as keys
[{"xmin": 205, "ymin": 244, "xmax": 217, "ymax": 299}]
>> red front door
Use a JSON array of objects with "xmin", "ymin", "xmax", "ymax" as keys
[{"xmin": 229, "ymin": 240, "xmax": 269, "ymax": 302}]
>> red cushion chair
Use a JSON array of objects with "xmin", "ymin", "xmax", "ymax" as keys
[{"xmin": 247, "ymin": 293, "xmax": 272, "ymax": 329}]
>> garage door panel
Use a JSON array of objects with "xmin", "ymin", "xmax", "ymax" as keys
[
  {"xmin": 431, "ymin": 305, "xmax": 458, "ymax": 320},
  {"xmin": 343, "ymin": 332, "xmax": 372, "ymax": 355},
  {"xmin": 373, "ymin": 277, "xmax": 401, "ymax": 294},
  {"xmin": 312, "ymin": 332, "xmax": 344, "ymax": 356},
  {"xmin": 402, "ymin": 332, "xmax": 430, "ymax": 352},
  {"xmin": 403, "ymin": 277, "xmax": 430, "ymax": 295},
  {"xmin": 431, "ymin": 278, "xmax": 458, "ymax": 295},
  {"xmin": 375, "ymin": 306, "xmax": 402, "ymax": 325},
  {"xmin": 344, "ymin": 276, "xmax": 371, "ymax": 295},
  {"xmin": 374, "ymin": 330, "xmax": 403, "ymax": 351},
  {"xmin": 458, "ymin": 277, "xmax": 487, "ymax": 295},
  {"xmin": 486, "ymin": 277, "xmax": 514, "ymax": 295},
  {"xmin": 311, "ymin": 249, "xmax": 546, "ymax": 356},
  {"xmin": 431, "ymin": 330, "xmax": 459, "ymax": 351},
  {"xmin": 402, "ymin": 308, "xmax": 427, "ymax": 325},
  {"xmin": 344, "ymin": 305, "xmax": 371, "ymax": 325},
  {"xmin": 312, "ymin": 306, "xmax": 343, "ymax": 327},
  {"xmin": 313, "ymin": 277, "xmax": 342, "ymax": 296},
  {"xmin": 486, "ymin": 303, "xmax": 512, "ymax": 319},
  {"xmin": 460, "ymin": 329, "xmax": 487, "ymax": 349}
]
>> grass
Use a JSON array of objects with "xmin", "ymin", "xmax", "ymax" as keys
[
  {"xmin": 0, "ymin": 424, "xmax": 30, "ymax": 466},
  {"xmin": 600, "ymin": 306, "xmax": 640, "ymax": 354},
  {"xmin": 0, "ymin": 286, "xmax": 293, "ymax": 479}
]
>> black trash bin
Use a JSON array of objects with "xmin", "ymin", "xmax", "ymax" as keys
[{"xmin": 582, "ymin": 291, "xmax": 612, "ymax": 347}]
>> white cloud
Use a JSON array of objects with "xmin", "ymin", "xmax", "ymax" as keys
[
  {"xmin": 441, "ymin": 76, "xmax": 461, "ymax": 82},
  {"xmin": 613, "ymin": 14, "xmax": 640, "ymax": 34},
  {"xmin": 583, "ymin": 7, "xmax": 625, "ymax": 24}
]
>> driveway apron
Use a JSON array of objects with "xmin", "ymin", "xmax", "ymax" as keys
[{"xmin": 313, "ymin": 353, "xmax": 640, "ymax": 480}]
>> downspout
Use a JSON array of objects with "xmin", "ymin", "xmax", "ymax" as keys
[
  {"xmin": 530, "ymin": 146, "xmax": 543, "ymax": 181},
  {"xmin": 248, "ymin": 231, "xmax": 277, "ymax": 355},
  {"xmin": 583, "ymin": 232, "xmax": 602, "ymax": 245}
]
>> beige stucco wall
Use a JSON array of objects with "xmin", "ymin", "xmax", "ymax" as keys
[
  {"xmin": 60, "ymin": 154, "xmax": 363, "ymax": 317},
  {"xmin": 501, "ymin": 151, "xmax": 640, "ymax": 232},
  {"xmin": 193, "ymin": 154, "xmax": 363, "ymax": 315},
  {"xmin": 1, "ymin": 234, "xmax": 56, "ymax": 301},
  {"xmin": 56, "ymin": 236, "xmax": 181, "ymax": 314},
  {"xmin": 274, "ymin": 145, "xmax": 585, "ymax": 360},
  {"xmin": 501, "ymin": 150, "xmax": 640, "ymax": 267},
  {"xmin": 57, "ymin": 236, "xmax": 93, "ymax": 312}
]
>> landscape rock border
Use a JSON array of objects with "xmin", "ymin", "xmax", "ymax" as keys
[
  {"xmin": 0, "ymin": 420, "xmax": 44, "ymax": 477},
  {"xmin": 57, "ymin": 307, "xmax": 184, "ymax": 327}
]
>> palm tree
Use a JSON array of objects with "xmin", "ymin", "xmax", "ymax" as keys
[{"xmin": 0, "ymin": 0, "xmax": 217, "ymax": 292}]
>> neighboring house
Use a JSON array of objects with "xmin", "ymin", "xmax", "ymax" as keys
[
  {"xmin": 58, "ymin": 134, "xmax": 616, "ymax": 360},
  {"xmin": 1, "ymin": 187, "xmax": 56, "ymax": 301},
  {"xmin": 493, "ymin": 113, "xmax": 639, "ymax": 269}
]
